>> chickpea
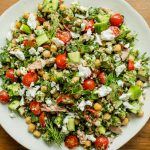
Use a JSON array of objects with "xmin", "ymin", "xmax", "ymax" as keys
[
  {"xmin": 43, "ymin": 21, "xmax": 50, "ymax": 30},
  {"xmin": 138, "ymin": 111, "xmax": 144, "ymax": 117},
  {"xmin": 136, "ymin": 80, "xmax": 144, "ymax": 88},
  {"xmin": 71, "ymin": 77, "xmax": 80, "ymax": 83},
  {"xmin": 23, "ymin": 12, "xmax": 30, "ymax": 19},
  {"xmin": 103, "ymin": 113, "xmax": 111, "ymax": 121},
  {"xmin": 38, "ymin": 4, "xmax": 43, "ymax": 11},
  {"xmin": 50, "ymin": 44, "xmax": 57, "ymax": 53},
  {"xmin": 15, "ymin": 21, "xmax": 21, "ymax": 29},
  {"xmin": 122, "ymin": 118, "xmax": 129, "ymax": 126},
  {"xmin": 16, "ymin": 69, "xmax": 21, "ymax": 76},
  {"xmin": 42, "ymin": 50, "xmax": 51, "ymax": 58},
  {"xmin": 41, "ymin": 86, "xmax": 48, "ymax": 93},
  {"xmin": 128, "ymin": 55, "xmax": 135, "ymax": 61},
  {"xmin": 28, "ymin": 123, "xmax": 36, "ymax": 133},
  {"xmin": 12, "ymin": 39, "xmax": 16, "ymax": 44},
  {"xmin": 95, "ymin": 59, "xmax": 101, "ymax": 67},
  {"xmin": 84, "ymin": 140, "xmax": 91, "ymax": 148},
  {"xmin": 33, "ymin": 130, "xmax": 41, "ymax": 138},
  {"xmin": 113, "ymin": 44, "xmax": 122, "ymax": 53},
  {"xmin": 43, "ymin": 73, "xmax": 50, "ymax": 81},
  {"xmin": 94, "ymin": 103, "xmax": 102, "ymax": 111},
  {"xmin": 25, "ymin": 117, "xmax": 32, "ymax": 124},
  {"xmin": 38, "ymin": 70, "xmax": 44, "ymax": 76},
  {"xmin": 36, "ymin": 26, "xmax": 43, "ymax": 30},
  {"xmin": 59, "ymin": 4, "xmax": 66, "ymax": 11}
]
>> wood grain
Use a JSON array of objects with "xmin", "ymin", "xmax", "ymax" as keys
[{"xmin": 0, "ymin": 0, "xmax": 150, "ymax": 150}]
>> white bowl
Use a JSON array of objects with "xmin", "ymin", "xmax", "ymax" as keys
[{"xmin": 0, "ymin": 0, "xmax": 150, "ymax": 150}]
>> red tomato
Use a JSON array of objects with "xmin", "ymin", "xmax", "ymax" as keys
[
  {"xmin": 0, "ymin": 90, "xmax": 10, "ymax": 104},
  {"xmin": 39, "ymin": 112, "xmax": 46, "ymax": 127},
  {"xmin": 110, "ymin": 13, "xmax": 124, "ymax": 27},
  {"xmin": 6, "ymin": 69, "xmax": 16, "ymax": 82},
  {"xmin": 128, "ymin": 60, "xmax": 135, "ymax": 71},
  {"xmin": 57, "ymin": 95, "xmax": 73, "ymax": 104},
  {"xmin": 94, "ymin": 136, "xmax": 109, "ymax": 150},
  {"xmin": 65, "ymin": 135, "xmax": 79, "ymax": 149},
  {"xmin": 37, "ymin": 16, "xmax": 45, "ymax": 24},
  {"xmin": 56, "ymin": 31, "xmax": 71, "ymax": 44},
  {"xmin": 42, "ymin": 45, "xmax": 50, "ymax": 49},
  {"xmin": 56, "ymin": 53, "xmax": 67, "ymax": 69},
  {"xmin": 83, "ymin": 79, "xmax": 96, "ymax": 91},
  {"xmin": 22, "ymin": 71, "xmax": 38, "ymax": 87},
  {"xmin": 30, "ymin": 101, "xmax": 41, "ymax": 115},
  {"xmin": 23, "ymin": 39, "xmax": 36, "ymax": 47},
  {"xmin": 85, "ymin": 20, "xmax": 95, "ymax": 32},
  {"xmin": 98, "ymin": 72, "xmax": 106, "ymax": 84},
  {"xmin": 109, "ymin": 26, "xmax": 120, "ymax": 38}
]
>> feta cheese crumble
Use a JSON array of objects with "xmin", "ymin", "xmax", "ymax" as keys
[
  {"xmin": 123, "ymin": 102, "xmax": 135, "ymax": 109},
  {"xmin": 86, "ymin": 135, "xmax": 96, "ymax": 142},
  {"xmin": 78, "ymin": 65, "xmax": 91, "ymax": 80},
  {"xmin": 94, "ymin": 33, "xmax": 102, "ymax": 45},
  {"xmin": 52, "ymin": 38, "xmax": 64, "ymax": 47},
  {"xmin": 134, "ymin": 61, "xmax": 142, "ymax": 70},
  {"xmin": 10, "ymin": 50, "xmax": 25, "ymax": 61},
  {"xmin": 45, "ymin": 98, "xmax": 52, "ymax": 106},
  {"xmin": 113, "ymin": 54, "xmax": 121, "ymax": 62},
  {"xmin": 29, "ymin": 47, "xmax": 37, "ymax": 55},
  {"xmin": 78, "ymin": 100, "xmax": 93, "ymax": 111},
  {"xmin": 117, "ymin": 80, "xmax": 124, "ymax": 87},
  {"xmin": 119, "ymin": 93, "xmax": 131, "ymax": 101},
  {"xmin": 27, "ymin": 13, "xmax": 37, "ymax": 30},
  {"xmin": 20, "ymin": 67, "xmax": 27, "ymax": 75},
  {"xmin": 95, "ymin": 85, "xmax": 112, "ymax": 97},
  {"xmin": 115, "ymin": 64, "xmax": 126, "ymax": 77},
  {"xmin": 101, "ymin": 29, "xmax": 115, "ymax": 41},
  {"xmin": 70, "ymin": 32, "xmax": 80, "ymax": 39}
]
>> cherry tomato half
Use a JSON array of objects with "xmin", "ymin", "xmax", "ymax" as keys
[
  {"xmin": 56, "ymin": 53, "xmax": 67, "ymax": 69},
  {"xmin": 22, "ymin": 71, "xmax": 38, "ymax": 87},
  {"xmin": 42, "ymin": 45, "xmax": 50, "ymax": 49},
  {"xmin": 57, "ymin": 95, "xmax": 73, "ymax": 105},
  {"xmin": 98, "ymin": 72, "xmax": 106, "ymax": 84},
  {"xmin": 110, "ymin": 13, "xmax": 124, "ymax": 27},
  {"xmin": 94, "ymin": 136, "xmax": 109, "ymax": 150},
  {"xmin": 83, "ymin": 79, "xmax": 96, "ymax": 91},
  {"xmin": 30, "ymin": 101, "xmax": 41, "ymax": 116},
  {"xmin": 6, "ymin": 69, "xmax": 16, "ymax": 82},
  {"xmin": 85, "ymin": 20, "xmax": 95, "ymax": 32},
  {"xmin": 128, "ymin": 60, "xmax": 135, "ymax": 71},
  {"xmin": 56, "ymin": 31, "xmax": 71, "ymax": 44},
  {"xmin": 23, "ymin": 39, "xmax": 36, "ymax": 47},
  {"xmin": 109, "ymin": 26, "xmax": 120, "ymax": 38},
  {"xmin": 39, "ymin": 112, "xmax": 46, "ymax": 127},
  {"xmin": 65, "ymin": 135, "xmax": 79, "ymax": 149},
  {"xmin": 0, "ymin": 90, "xmax": 10, "ymax": 104}
]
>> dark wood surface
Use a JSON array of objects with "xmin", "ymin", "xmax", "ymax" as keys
[{"xmin": 0, "ymin": 0, "xmax": 150, "ymax": 150}]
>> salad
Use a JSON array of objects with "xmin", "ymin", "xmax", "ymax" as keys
[{"xmin": 0, "ymin": 0, "xmax": 150, "ymax": 149}]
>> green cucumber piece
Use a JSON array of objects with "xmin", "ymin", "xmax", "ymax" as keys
[
  {"xmin": 96, "ymin": 14, "xmax": 110, "ymax": 23},
  {"xmin": 20, "ymin": 24, "xmax": 32, "ymax": 34},
  {"xmin": 68, "ymin": 52, "xmax": 81, "ymax": 64},
  {"xmin": 94, "ymin": 22, "xmax": 109, "ymax": 33},
  {"xmin": 52, "ymin": 0, "xmax": 59, "ymax": 11},
  {"xmin": 42, "ymin": 0, "xmax": 58, "ymax": 12},
  {"xmin": 8, "ymin": 100, "xmax": 20, "ymax": 111},
  {"xmin": 54, "ymin": 116, "xmax": 63, "ymax": 127},
  {"xmin": 36, "ymin": 33, "xmax": 49, "ymax": 46},
  {"xmin": 129, "ymin": 85, "xmax": 142, "ymax": 100},
  {"xmin": 67, "ymin": 118, "xmax": 75, "ymax": 131}
]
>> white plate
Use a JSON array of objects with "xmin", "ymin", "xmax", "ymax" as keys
[{"xmin": 0, "ymin": 0, "xmax": 150, "ymax": 150}]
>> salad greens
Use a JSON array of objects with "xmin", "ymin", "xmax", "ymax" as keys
[{"xmin": 0, "ymin": 0, "xmax": 149, "ymax": 149}]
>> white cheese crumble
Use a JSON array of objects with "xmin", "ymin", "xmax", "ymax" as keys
[
  {"xmin": 10, "ymin": 50, "xmax": 25, "ymax": 61},
  {"xmin": 20, "ymin": 67, "xmax": 27, "ymax": 75},
  {"xmin": 117, "ymin": 80, "xmax": 124, "ymax": 87},
  {"xmin": 52, "ymin": 38, "xmax": 64, "ymax": 47},
  {"xmin": 29, "ymin": 47, "xmax": 37, "ymax": 55},
  {"xmin": 85, "ymin": 29, "xmax": 92, "ymax": 41},
  {"xmin": 20, "ymin": 96, "xmax": 25, "ymax": 106},
  {"xmin": 94, "ymin": 33, "xmax": 102, "ymax": 45},
  {"xmin": 78, "ymin": 65, "xmax": 91, "ymax": 79},
  {"xmin": 45, "ymin": 98, "xmax": 52, "ymax": 106},
  {"xmin": 0, "ymin": 62, "xmax": 2, "ymax": 68},
  {"xmin": 113, "ymin": 54, "xmax": 121, "ymax": 62},
  {"xmin": 37, "ymin": 47, "xmax": 44, "ymax": 53},
  {"xmin": 134, "ymin": 61, "xmax": 142, "ymax": 70},
  {"xmin": 119, "ymin": 93, "xmax": 131, "ymax": 101},
  {"xmin": 124, "ymin": 43, "xmax": 130, "ymax": 48},
  {"xmin": 81, "ymin": 22, "xmax": 87, "ymax": 31},
  {"xmin": 7, "ymin": 32, "xmax": 13, "ymax": 41},
  {"xmin": 95, "ymin": 85, "xmax": 112, "ymax": 97},
  {"xmin": 78, "ymin": 100, "xmax": 93, "ymax": 111},
  {"xmin": 101, "ymin": 29, "xmax": 115, "ymax": 41},
  {"xmin": 115, "ymin": 64, "xmax": 126, "ymax": 77},
  {"xmin": 70, "ymin": 32, "xmax": 80, "ymax": 39},
  {"xmin": 86, "ymin": 135, "xmax": 96, "ymax": 142},
  {"xmin": 94, "ymin": 120, "xmax": 101, "ymax": 127},
  {"xmin": 27, "ymin": 13, "xmax": 37, "ymax": 30},
  {"xmin": 123, "ymin": 102, "xmax": 135, "ymax": 109}
]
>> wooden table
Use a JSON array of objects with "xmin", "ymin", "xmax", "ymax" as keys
[{"xmin": 0, "ymin": 0, "xmax": 150, "ymax": 150}]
